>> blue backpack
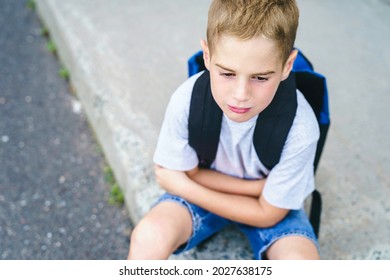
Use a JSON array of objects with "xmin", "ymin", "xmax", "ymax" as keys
[{"xmin": 187, "ymin": 49, "xmax": 330, "ymax": 237}]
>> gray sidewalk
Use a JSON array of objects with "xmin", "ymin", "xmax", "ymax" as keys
[{"xmin": 34, "ymin": 0, "xmax": 390, "ymax": 259}]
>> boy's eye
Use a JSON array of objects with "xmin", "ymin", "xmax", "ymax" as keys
[
  {"xmin": 253, "ymin": 76, "xmax": 268, "ymax": 82},
  {"xmin": 220, "ymin": 72, "xmax": 235, "ymax": 78}
]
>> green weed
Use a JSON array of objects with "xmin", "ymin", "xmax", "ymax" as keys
[
  {"xmin": 104, "ymin": 166, "xmax": 124, "ymax": 206},
  {"xmin": 58, "ymin": 67, "xmax": 70, "ymax": 80},
  {"xmin": 109, "ymin": 183, "xmax": 125, "ymax": 206},
  {"xmin": 46, "ymin": 40, "xmax": 57, "ymax": 54},
  {"xmin": 27, "ymin": 0, "xmax": 36, "ymax": 10},
  {"xmin": 40, "ymin": 27, "xmax": 49, "ymax": 37}
]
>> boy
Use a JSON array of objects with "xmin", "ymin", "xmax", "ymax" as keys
[{"xmin": 128, "ymin": 0, "xmax": 320, "ymax": 260}]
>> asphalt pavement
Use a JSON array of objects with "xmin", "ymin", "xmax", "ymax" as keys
[{"xmin": 0, "ymin": 0, "xmax": 132, "ymax": 259}]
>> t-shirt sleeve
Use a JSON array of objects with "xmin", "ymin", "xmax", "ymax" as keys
[
  {"xmin": 262, "ymin": 92, "xmax": 320, "ymax": 210},
  {"xmin": 153, "ymin": 74, "xmax": 201, "ymax": 171}
]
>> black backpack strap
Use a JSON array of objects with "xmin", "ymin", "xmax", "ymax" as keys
[
  {"xmin": 310, "ymin": 189, "xmax": 322, "ymax": 237},
  {"xmin": 294, "ymin": 70, "xmax": 329, "ymax": 238},
  {"xmin": 253, "ymin": 72, "xmax": 298, "ymax": 170},
  {"xmin": 188, "ymin": 71, "xmax": 223, "ymax": 168},
  {"xmin": 295, "ymin": 71, "xmax": 329, "ymax": 172}
]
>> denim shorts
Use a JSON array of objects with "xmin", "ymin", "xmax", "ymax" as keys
[{"xmin": 155, "ymin": 193, "xmax": 319, "ymax": 260}]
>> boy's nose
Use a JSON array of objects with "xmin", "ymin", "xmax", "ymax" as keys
[{"xmin": 233, "ymin": 79, "xmax": 250, "ymax": 102}]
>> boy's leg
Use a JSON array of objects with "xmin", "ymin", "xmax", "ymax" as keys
[
  {"xmin": 265, "ymin": 235, "xmax": 319, "ymax": 260},
  {"xmin": 128, "ymin": 193, "xmax": 230, "ymax": 259},
  {"xmin": 238, "ymin": 209, "xmax": 319, "ymax": 260},
  {"xmin": 128, "ymin": 201, "xmax": 192, "ymax": 259}
]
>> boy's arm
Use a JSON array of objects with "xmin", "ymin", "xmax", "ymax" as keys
[
  {"xmin": 155, "ymin": 165, "xmax": 288, "ymax": 228},
  {"xmin": 186, "ymin": 167, "xmax": 265, "ymax": 197}
]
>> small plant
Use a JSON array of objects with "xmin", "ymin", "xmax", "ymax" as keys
[
  {"xmin": 104, "ymin": 166, "xmax": 125, "ymax": 206},
  {"xmin": 109, "ymin": 183, "xmax": 125, "ymax": 206},
  {"xmin": 58, "ymin": 67, "xmax": 70, "ymax": 80},
  {"xmin": 40, "ymin": 27, "xmax": 49, "ymax": 37},
  {"xmin": 27, "ymin": 0, "xmax": 36, "ymax": 10},
  {"xmin": 104, "ymin": 166, "xmax": 116, "ymax": 186},
  {"xmin": 46, "ymin": 40, "xmax": 57, "ymax": 54}
]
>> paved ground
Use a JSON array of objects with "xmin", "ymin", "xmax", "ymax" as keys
[
  {"xmin": 0, "ymin": 0, "xmax": 132, "ymax": 259},
  {"xmin": 2, "ymin": 0, "xmax": 390, "ymax": 260}
]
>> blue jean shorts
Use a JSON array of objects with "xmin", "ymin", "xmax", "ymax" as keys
[{"xmin": 155, "ymin": 193, "xmax": 319, "ymax": 260}]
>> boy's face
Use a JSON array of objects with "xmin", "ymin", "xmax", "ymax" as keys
[{"xmin": 202, "ymin": 35, "xmax": 297, "ymax": 123}]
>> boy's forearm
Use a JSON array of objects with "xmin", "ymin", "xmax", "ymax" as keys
[
  {"xmin": 180, "ymin": 177, "xmax": 287, "ymax": 228},
  {"xmin": 155, "ymin": 165, "xmax": 286, "ymax": 228},
  {"xmin": 186, "ymin": 168, "xmax": 265, "ymax": 197}
]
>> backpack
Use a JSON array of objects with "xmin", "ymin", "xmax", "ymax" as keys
[{"xmin": 187, "ymin": 49, "xmax": 330, "ymax": 237}]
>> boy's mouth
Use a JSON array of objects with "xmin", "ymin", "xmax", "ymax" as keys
[{"xmin": 228, "ymin": 105, "xmax": 251, "ymax": 114}]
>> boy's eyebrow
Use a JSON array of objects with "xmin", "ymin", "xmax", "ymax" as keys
[{"xmin": 215, "ymin": 63, "xmax": 275, "ymax": 76}]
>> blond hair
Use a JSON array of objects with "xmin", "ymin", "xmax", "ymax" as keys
[{"xmin": 207, "ymin": 0, "xmax": 299, "ymax": 64}]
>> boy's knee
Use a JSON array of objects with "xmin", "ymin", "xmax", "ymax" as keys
[
  {"xmin": 128, "ymin": 201, "xmax": 193, "ymax": 259},
  {"xmin": 266, "ymin": 236, "xmax": 319, "ymax": 260},
  {"xmin": 129, "ymin": 213, "xmax": 186, "ymax": 259},
  {"xmin": 128, "ymin": 218, "xmax": 161, "ymax": 259},
  {"xmin": 130, "ymin": 217, "xmax": 163, "ymax": 249}
]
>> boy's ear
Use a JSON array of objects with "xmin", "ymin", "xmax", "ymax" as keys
[
  {"xmin": 281, "ymin": 49, "xmax": 298, "ymax": 80},
  {"xmin": 200, "ymin": 39, "xmax": 211, "ymax": 70}
]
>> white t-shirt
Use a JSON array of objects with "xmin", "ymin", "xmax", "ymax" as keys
[{"xmin": 153, "ymin": 72, "xmax": 319, "ymax": 210}]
